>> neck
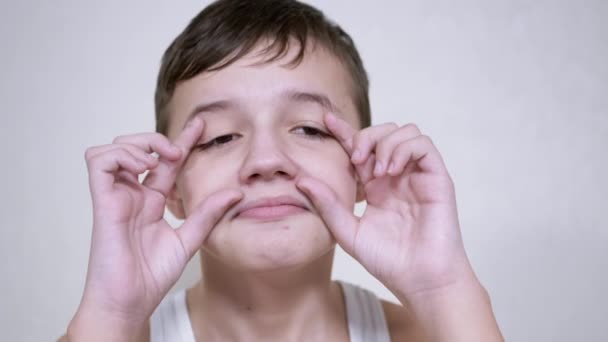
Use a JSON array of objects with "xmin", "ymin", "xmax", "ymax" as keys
[{"xmin": 186, "ymin": 248, "xmax": 348, "ymax": 341}]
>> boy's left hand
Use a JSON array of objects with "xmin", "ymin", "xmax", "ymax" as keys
[{"xmin": 296, "ymin": 113, "xmax": 478, "ymax": 300}]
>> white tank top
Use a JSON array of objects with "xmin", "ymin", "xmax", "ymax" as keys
[{"xmin": 150, "ymin": 280, "xmax": 391, "ymax": 342}]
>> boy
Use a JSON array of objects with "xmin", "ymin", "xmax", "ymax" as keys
[{"xmin": 61, "ymin": 0, "xmax": 503, "ymax": 341}]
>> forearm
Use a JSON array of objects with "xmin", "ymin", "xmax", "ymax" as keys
[{"xmin": 396, "ymin": 279, "xmax": 503, "ymax": 342}]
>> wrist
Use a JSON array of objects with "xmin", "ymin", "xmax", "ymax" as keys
[
  {"xmin": 67, "ymin": 305, "xmax": 148, "ymax": 342},
  {"xmin": 401, "ymin": 275, "xmax": 487, "ymax": 307},
  {"xmin": 395, "ymin": 277, "xmax": 503, "ymax": 342}
]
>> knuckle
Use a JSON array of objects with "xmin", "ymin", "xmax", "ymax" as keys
[
  {"xmin": 112, "ymin": 135, "xmax": 126, "ymax": 144},
  {"xmin": 402, "ymin": 123, "xmax": 420, "ymax": 133},
  {"xmin": 419, "ymin": 134, "xmax": 432, "ymax": 143},
  {"xmin": 84, "ymin": 148, "xmax": 93, "ymax": 161},
  {"xmin": 85, "ymin": 154, "xmax": 100, "ymax": 169},
  {"xmin": 84, "ymin": 147, "xmax": 100, "ymax": 162}
]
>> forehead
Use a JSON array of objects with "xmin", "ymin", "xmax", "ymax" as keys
[{"xmin": 166, "ymin": 41, "xmax": 360, "ymax": 138}]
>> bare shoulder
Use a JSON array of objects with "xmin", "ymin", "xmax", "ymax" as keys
[{"xmin": 381, "ymin": 299, "xmax": 426, "ymax": 342}]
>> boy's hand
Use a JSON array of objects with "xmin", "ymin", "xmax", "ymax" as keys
[
  {"xmin": 70, "ymin": 117, "xmax": 242, "ymax": 340},
  {"xmin": 296, "ymin": 113, "xmax": 502, "ymax": 341},
  {"xmin": 297, "ymin": 113, "xmax": 472, "ymax": 296}
]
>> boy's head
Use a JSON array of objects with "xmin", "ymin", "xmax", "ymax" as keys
[
  {"xmin": 155, "ymin": 0, "xmax": 370, "ymax": 136},
  {"xmin": 156, "ymin": 0, "xmax": 371, "ymax": 271}
]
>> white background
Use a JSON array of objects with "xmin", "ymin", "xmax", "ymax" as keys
[{"xmin": 1, "ymin": 1, "xmax": 606, "ymax": 341}]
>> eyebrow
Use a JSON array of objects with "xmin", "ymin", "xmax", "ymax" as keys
[
  {"xmin": 284, "ymin": 89, "xmax": 339, "ymax": 114},
  {"xmin": 184, "ymin": 89, "xmax": 340, "ymax": 127}
]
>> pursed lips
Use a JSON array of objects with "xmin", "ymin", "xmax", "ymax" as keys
[{"xmin": 233, "ymin": 195, "xmax": 309, "ymax": 220}]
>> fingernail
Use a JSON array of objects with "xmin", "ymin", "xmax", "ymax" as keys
[
  {"xmin": 352, "ymin": 150, "xmax": 362, "ymax": 162},
  {"xmin": 388, "ymin": 161, "xmax": 395, "ymax": 174}
]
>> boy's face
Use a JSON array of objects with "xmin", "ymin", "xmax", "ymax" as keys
[{"xmin": 166, "ymin": 42, "xmax": 362, "ymax": 271}]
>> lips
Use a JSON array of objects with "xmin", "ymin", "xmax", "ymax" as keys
[{"xmin": 234, "ymin": 195, "xmax": 309, "ymax": 220}]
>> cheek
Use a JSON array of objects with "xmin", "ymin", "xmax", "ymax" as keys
[
  {"xmin": 178, "ymin": 157, "xmax": 241, "ymax": 214},
  {"xmin": 296, "ymin": 146, "xmax": 358, "ymax": 203}
]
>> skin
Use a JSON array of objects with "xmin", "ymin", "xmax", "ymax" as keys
[
  {"xmin": 165, "ymin": 47, "xmax": 361, "ymax": 274},
  {"xmin": 61, "ymin": 40, "xmax": 503, "ymax": 341},
  {"xmin": 163, "ymin": 43, "xmax": 372, "ymax": 340}
]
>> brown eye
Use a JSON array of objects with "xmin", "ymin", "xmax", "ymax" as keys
[{"xmin": 196, "ymin": 134, "xmax": 240, "ymax": 150}]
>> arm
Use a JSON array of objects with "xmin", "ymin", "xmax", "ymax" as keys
[
  {"xmin": 395, "ymin": 276, "xmax": 503, "ymax": 341},
  {"xmin": 60, "ymin": 310, "xmax": 150, "ymax": 342},
  {"xmin": 60, "ymin": 117, "xmax": 238, "ymax": 341}
]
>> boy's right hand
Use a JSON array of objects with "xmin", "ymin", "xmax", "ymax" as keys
[{"xmin": 68, "ymin": 117, "xmax": 242, "ymax": 341}]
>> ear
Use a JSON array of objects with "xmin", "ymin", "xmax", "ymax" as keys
[
  {"xmin": 355, "ymin": 179, "xmax": 366, "ymax": 203},
  {"xmin": 166, "ymin": 182, "xmax": 186, "ymax": 220}
]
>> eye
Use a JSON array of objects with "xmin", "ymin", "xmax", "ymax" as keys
[
  {"xmin": 292, "ymin": 126, "xmax": 332, "ymax": 139},
  {"xmin": 195, "ymin": 134, "xmax": 241, "ymax": 150}
]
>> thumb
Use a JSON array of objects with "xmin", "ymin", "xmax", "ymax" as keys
[
  {"xmin": 176, "ymin": 189, "xmax": 243, "ymax": 258},
  {"xmin": 296, "ymin": 177, "xmax": 358, "ymax": 255}
]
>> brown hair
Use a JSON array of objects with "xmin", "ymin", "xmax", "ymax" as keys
[{"xmin": 154, "ymin": 0, "xmax": 371, "ymax": 135}]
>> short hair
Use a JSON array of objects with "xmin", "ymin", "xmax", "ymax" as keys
[{"xmin": 154, "ymin": 0, "xmax": 371, "ymax": 136}]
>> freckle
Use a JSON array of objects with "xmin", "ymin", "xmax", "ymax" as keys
[{"xmin": 282, "ymin": 225, "xmax": 289, "ymax": 230}]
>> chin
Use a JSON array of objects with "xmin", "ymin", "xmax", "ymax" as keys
[{"xmin": 203, "ymin": 213, "xmax": 335, "ymax": 272}]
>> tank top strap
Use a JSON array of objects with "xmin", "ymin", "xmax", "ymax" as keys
[
  {"xmin": 338, "ymin": 280, "xmax": 391, "ymax": 342},
  {"xmin": 150, "ymin": 289, "xmax": 196, "ymax": 342}
]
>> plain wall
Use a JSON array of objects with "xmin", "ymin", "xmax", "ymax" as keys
[{"xmin": 1, "ymin": 1, "xmax": 606, "ymax": 341}]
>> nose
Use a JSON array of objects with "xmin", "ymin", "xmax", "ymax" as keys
[{"xmin": 238, "ymin": 131, "xmax": 297, "ymax": 185}]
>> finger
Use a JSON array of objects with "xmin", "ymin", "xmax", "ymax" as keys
[
  {"xmin": 142, "ymin": 117, "xmax": 205, "ymax": 197},
  {"xmin": 86, "ymin": 148, "xmax": 148, "ymax": 196},
  {"xmin": 176, "ymin": 189, "xmax": 244, "ymax": 259},
  {"xmin": 88, "ymin": 144, "xmax": 160, "ymax": 169},
  {"xmin": 350, "ymin": 122, "xmax": 399, "ymax": 165},
  {"xmin": 324, "ymin": 113, "xmax": 375, "ymax": 185},
  {"xmin": 324, "ymin": 112, "xmax": 357, "ymax": 153},
  {"xmin": 356, "ymin": 152, "xmax": 377, "ymax": 185},
  {"xmin": 375, "ymin": 123, "xmax": 422, "ymax": 177},
  {"xmin": 112, "ymin": 133, "xmax": 182, "ymax": 161},
  {"xmin": 116, "ymin": 169, "xmax": 139, "ymax": 184},
  {"xmin": 387, "ymin": 135, "xmax": 448, "ymax": 176},
  {"xmin": 296, "ymin": 176, "xmax": 359, "ymax": 255}
]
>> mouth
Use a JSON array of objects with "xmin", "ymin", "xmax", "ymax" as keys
[{"xmin": 234, "ymin": 195, "xmax": 309, "ymax": 221}]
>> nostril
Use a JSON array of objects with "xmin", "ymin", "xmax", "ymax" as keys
[
  {"xmin": 250, "ymin": 173, "xmax": 262, "ymax": 180},
  {"xmin": 246, "ymin": 171, "xmax": 290, "ymax": 183}
]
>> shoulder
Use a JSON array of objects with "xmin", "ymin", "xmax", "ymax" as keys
[{"xmin": 381, "ymin": 299, "xmax": 426, "ymax": 342}]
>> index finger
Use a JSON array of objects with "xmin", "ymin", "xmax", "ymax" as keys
[
  {"xmin": 142, "ymin": 116, "xmax": 205, "ymax": 197},
  {"xmin": 324, "ymin": 112, "xmax": 357, "ymax": 154},
  {"xmin": 325, "ymin": 112, "xmax": 377, "ymax": 184}
]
